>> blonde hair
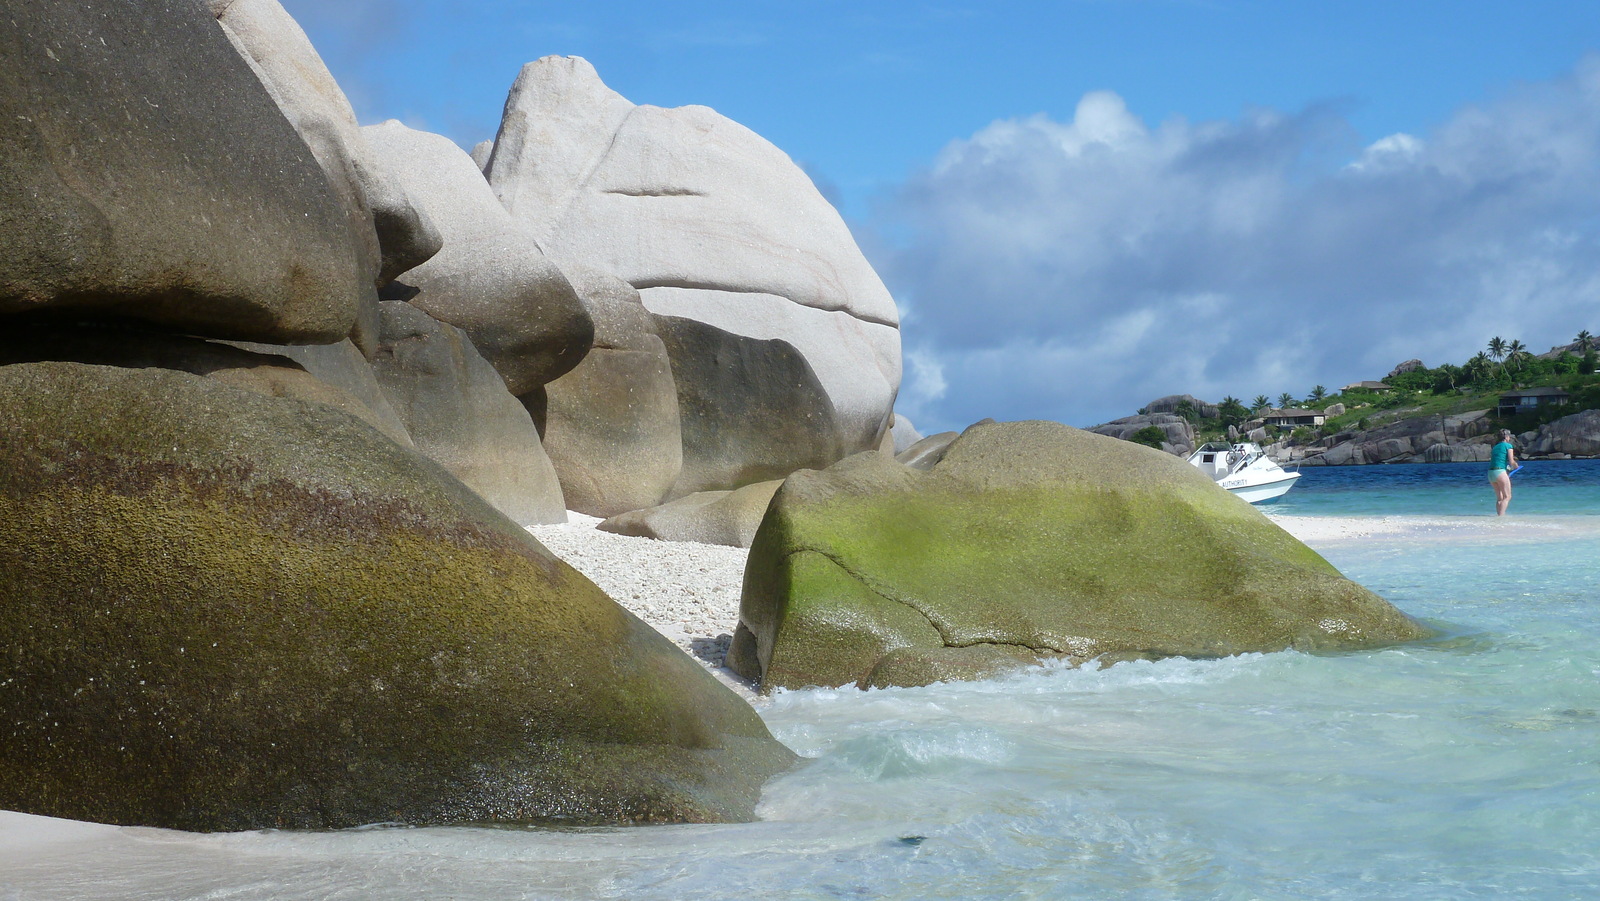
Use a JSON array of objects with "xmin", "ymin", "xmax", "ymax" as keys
[{"xmin": 1500, "ymin": 429, "xmax": 1513, "ymax": 440}]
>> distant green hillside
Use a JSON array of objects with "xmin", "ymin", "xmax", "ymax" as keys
[{"xmin": 1184, "ymin": 333, "xmax": 1600, "ymax": 446}]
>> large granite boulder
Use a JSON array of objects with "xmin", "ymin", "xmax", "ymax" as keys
[
  {"xmin": 1528, "ymin": 409, "xmax": 1600, "ymax": 456},
  {"xmin": 1364, "ymin": 437, "xmax": 1416, "ymax": 463},
  {"xmin": 890, "ymin": 414, "xmax": 925, "ymax": 455},
  {"xmin": 1423, "ymin": 442, "xmax": 1492, "ymax": 463},
  {"xmin": 206, "ymin": 0, "xmax": 441, "ymax": 290},
  {"xmin": 0, "ymin": 0, "xmax": 364, "ymax": 344},
  {"xmin": 654, "ymin": 314, "xmax": 842, "ymax": 498},
  {"xmin": 0, "ymin": 361, "xmax": 794, "ymax": 831},
  {"xmin": 369, "ymin": 301, "xmax": 566, "ymax": 525},
  {"xmin": 730, "ymin": 420, "xmax": 1429, "ymax": 691},
  {"xmin": 1087, "ymin": 413, "xmax": 1195, "ymax": 456},
  {"xmin": 483, "ymin": 56, "xmax": 900, "ymax": 455},
  {"xmin": 1443, "ymin": 410, "xmax": 1493, "ymax": 440},
  {"xmin": 227, "ymin": 337, "xmax": 413, "ymax": 445},
  {"xmin": 1311, "ymin": 441, "xmax": 1366, "ymax": 466},
  {"xmin": 598, "ymin": 480, "xmax": 783, "ymax": 548},
  {"xmin": 363, "ymin": 121, "xmax": 592, "ymax": 396},
  {"xmin": 1387, "ymin": 359, "xmax": 1426, "ymax": 379},
  {"xmin": 1142, "ymin": 394, "xmax": 1218, "ymax": 419},
  {"xmin": 540, "ymin": 268, "xmax": 683, "ymax": 517},
  {"xmin": 895, "ymin": 431, "xmax": 960, "ymax": 471},
  {"xmin": 0, "ymin": 322, "xmax": 408, "ymax": 445}
]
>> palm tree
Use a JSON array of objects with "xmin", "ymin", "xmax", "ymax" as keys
[
  {"xmin": 1252, "ymin": 395, "xmax": 1270, "ymax": 413},
  {"xmin": 1432, "ymin": 363, "xmax": 1463, "ymax": 393},
  {"xmin": 1487, "ymin": 336, "xmax": 1507, "ymax": 364},
  {"xmin": 1577, "ymin": 330, "xmax": 1594, "ymax": 353},
  {"xmin": 1308, "ymin": 385, "xmax": 1327, "ymax": 404},
  {"xmin": 1506, "ymin": 339, "xmax": 1529, "ymax": 372},
  {"xmin": 1218, "ymin": 395, "xmax": 1247, "ymax": 426},
  {"xmin": 1465, "ymin": 351, "xmax": 1492, "ymax": 384},
  {"xmin": 1277, "ymin": 392, "xmax": 1295, "ymax": 410}
]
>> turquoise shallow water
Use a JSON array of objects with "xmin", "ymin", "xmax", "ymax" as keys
[
  {"xmin": 1271, "ymin": 458, "xmax": 1600, "ymax": 517},
  {"xmin": 4, "ymin": 465, "xmax": 1600, "ymax": 899}
]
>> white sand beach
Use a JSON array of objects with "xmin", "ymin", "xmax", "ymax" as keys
[{"xmin": 528, "ymin": 515, "xmax": 760, "ymax": 700}]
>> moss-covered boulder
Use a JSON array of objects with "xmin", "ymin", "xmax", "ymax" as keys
[
  {"xmin": 730, "ymin": 420, "xmax": 1430, "ymax": 691},
  {"xmin": 0, "ymin": 361, "xmax": 794, "ymax": 831}
]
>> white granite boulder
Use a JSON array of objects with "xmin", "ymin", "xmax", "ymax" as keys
[
  {"xmin": 363, "ymin": 121, "xmax": 592, "ymax": 397},
  {"xmin": 483, "ymin": 56, "xmax": 901, "ymax": 457}
]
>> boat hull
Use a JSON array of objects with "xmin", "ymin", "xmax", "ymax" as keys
[{"xmin": 1223, "ymin": 472, "xmax": 1300, "ymax": 504}]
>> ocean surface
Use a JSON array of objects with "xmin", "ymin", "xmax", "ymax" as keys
[
  {"xmin": 1271, "ymin": 458, "xmax": 1600, "ymax": 517},
  {"xmin": 5, "ymin": 463, "xmax": 1600, "ymax": 900}
]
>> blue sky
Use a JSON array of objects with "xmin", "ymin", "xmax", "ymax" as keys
[{"xmin": 284, "ymin": 0, "xmax": 1600, "ymax": 432}]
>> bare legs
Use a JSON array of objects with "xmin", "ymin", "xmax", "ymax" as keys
[{"xmin": 1492, "ymin": 472, "xmax": 1512, "ymax": 516}]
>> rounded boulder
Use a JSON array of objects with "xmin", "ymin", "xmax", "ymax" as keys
[{"xmin": 0, "ymin": 361, "xmax": 794, "ymax": 831}]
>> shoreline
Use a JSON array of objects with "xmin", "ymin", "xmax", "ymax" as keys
[
  {"xmin": 1263, "ymin": 510, "xmax": 1600, "ymax": 544},
  {"xmin": 529, "ymin": 509, "xmax": 1600, "ymax": 704}
]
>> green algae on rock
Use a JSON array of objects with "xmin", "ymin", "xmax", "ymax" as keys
[
  {"xmin": 0, "ymin": 361, "xmax": 794, "ymax": 832},
  {"xmin": 730, "ymin": 420, "xmax": 1432, "ymax": 691}
]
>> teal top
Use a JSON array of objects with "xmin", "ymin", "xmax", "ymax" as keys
[{"xmin": 1490, "ymin": 441, "xmax": 1513, "ymax": 471}]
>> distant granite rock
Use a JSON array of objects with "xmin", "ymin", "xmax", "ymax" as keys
[
  {"xmin": 471, "ymin": 140, "xmax": 494, "ymax": 171},
  {"xmin": 0, "ymin": 0, "xmax": 365, "ymax": 343},
  {"xmin": 1387, "ymin": 359, "xmax": 1426, "ymax": 379},
  {"xmin": 890, "ymin": 414, "xmax": 925, "ymax": 455},
  {"xmin": 1423, "ymin": 443, "xmax": 1492, "ymax": 463},
  {"xmin": 730, "ymin": 421, "xmax": 1430, "ymax": 691},
  {"xmin": 370, "ymin": 301, "xmax": 566, "ymax": 525},
  {"xmin": 1528, "ymin": 409, "xmax": 1600, "ymax": 457},
  {"xmin": 207, "ymin": 0, "xmax": 441, "ymax": 293},
  {"xmin": 540, "ymin": 267, "xmax": 683, "ymax": 517},
  {"xmin": 1088, "ymin": 413, "xmax": 1196, "ymax": 456},
  {"xmin": 896, "ymin": 431, "xmax": 960, "ymax": 471},
  {"xmin": 363, "ymin": 121, "xmax": 592, "ymax": 396},
  {"xmin": 1142, "ymin": 394, "xmax": 1218, "ymax": 419},
  {"xmin": 1301, "ymin": 408, "xmax": 1502, "ymax": 466},
  {"xmin": 483, "ymin": 56, "xmax": 899, "ymax": 455},
  {"xmin": 1323, "ymin": 403, "xmax": 1346, "ymax": 418},
  {"xmin": 598, "ymin": 480, "xmax": 783, "ymax": 548}
]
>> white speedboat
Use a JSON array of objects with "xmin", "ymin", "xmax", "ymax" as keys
[{"xmin": 1187, "ymin": 441, "xmax": 1300, "ymax": 503}]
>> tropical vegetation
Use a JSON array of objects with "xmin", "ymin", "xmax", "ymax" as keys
[{"xmin": 1180, "ymin": 330, "xmax": 1600, "ymax": 446}]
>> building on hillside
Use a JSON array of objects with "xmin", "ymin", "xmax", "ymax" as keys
[
  {"xmin": 1342, "ymin": 380, "xmax": 1392, "ymax": 393},
  {"xmin": 1497, "ymin": 386, "xmax": 1570, "ymax": 417},
  {"xmin": 1264, "ymin": 409, "xmax": 1327, "ymax": 430}
]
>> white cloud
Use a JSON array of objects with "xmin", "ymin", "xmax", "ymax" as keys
[
  {"xmin": 872, "ymin": 55, "xmax": 1600, "ymax": 430},
  {"xmin": 1347, "ymin": 132, "xmax": 1424, "ymax": 172}
]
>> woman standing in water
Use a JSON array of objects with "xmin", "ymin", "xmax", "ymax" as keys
[{"xmin": 1488, "ymin": 428, "xmax": 1518, "ymax": 515}]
